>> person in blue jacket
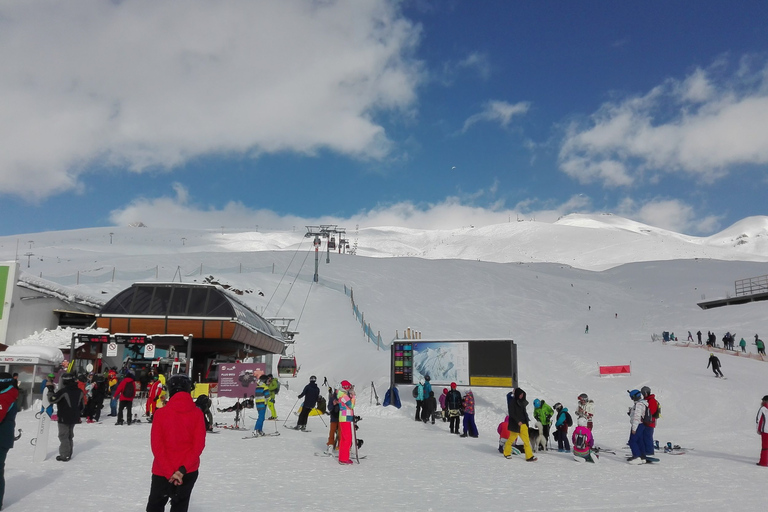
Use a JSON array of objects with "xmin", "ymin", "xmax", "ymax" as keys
[
  {"xmin": 294, "ymin": 376, "xmax": 320, "ymax": 431},
  {"xmin": 553, "ymin": 402, "xmax": 571, "ymax": 452}
]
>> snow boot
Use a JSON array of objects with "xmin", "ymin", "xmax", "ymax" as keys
[{"xmin": 627, "ymin": 457, "xmax": 646, "ymax": 465}]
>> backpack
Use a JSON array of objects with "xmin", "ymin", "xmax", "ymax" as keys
[
  {"xmin": 574, "ymin": 431, "xmax": 588, "ymax": 450},
  {"xmin": 652, "ymin": 400, "xmax": 661, "ymax": 419},
  {"xmin": 273, "ymin": 379, "xmax": 281, "ymax": 395},
  {"xmin": 123, "ymin": 380, "xmax": 135, "ymax": 399},
  {"xmin": 564, "ymin": 411, "xmax": 573, "ymax": 427},
  {"xmin": 641, "ymin": 403, "xmax": 652, "ymax": 425},
  {"xmin": 412, "ymin": 386, "xmax": 419, "ymax": 399}
]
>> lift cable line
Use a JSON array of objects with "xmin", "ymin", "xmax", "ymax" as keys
[
  {"xmin": 274, "ymin": 248, "xmax": 312, "ymax": 317},
  {"xmin": 264, "ymin": 236, "xmax": 306, "ymax": 314}
]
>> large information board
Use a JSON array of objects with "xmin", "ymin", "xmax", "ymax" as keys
[{"xmin": 391, "ymin": 339, "xmax": 517, "ymax": 388}]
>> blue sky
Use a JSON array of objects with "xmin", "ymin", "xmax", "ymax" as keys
[{"xmin": 1, "ymin": 0, "xmax": 767, "ymax": 236}]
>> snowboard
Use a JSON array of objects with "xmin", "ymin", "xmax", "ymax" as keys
[{"xmin": 32, "ymin": 393, "xmax": 53, "ymax": 462}]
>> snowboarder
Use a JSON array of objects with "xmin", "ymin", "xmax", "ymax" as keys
[
  {"xmin": 756, "ymin": 395, "xmax": 768, "ymax": 467},
  {"xmin": 553, "ymin": 403, "xmax": 571, "ymax": 452},
  {"xmin": 250, "ymin": 375, "xmax": 269, "ymax": 436},
  {"xmin": 707, "ymin": 353, "xmax": 724, "ymax": 378},
  {"xmin": 337, "ymin": 380, "xmax": 356, "ymax": 465},
  {"xmin": 572, "ymin": 417, "xmax": 598, "ymax": 463},
  {"xmin": 48, "ymin": 372, "xmax": 84, "ymax": 462},
  {"xmin": 294, "ymin": 375, "xmax": 320, "ymax": 431},
  {"xmin": 445, "ymin": 383, "xmax": 462, "ymax": 435},
  {"xmin": 533, "ymin": 399, "xmax": 554, "ymax": 449},
  {"xmin": 502, "ymin": 387, "xmax": 536, "ymax": 461},
  {"xmin": 460, "ymin": 390, "xmax": 478, "ymax": 437},
  {"xmin": 641, "ymin": 386, "xmax": 658, "ymax": 459},
  {"xmin": 0, "ymin": 372, "xmax": 19, "ymax": 509},
  {"xmin": 146, "ymin": 374, "xmax": 206, "ymax": 512},
  {"xmin": 576, "ymin": 393, "xmax": 594, "ymax": 431},
  {"xmin": 627, "ymin": 389, "xmax": 648, "ymax": 464}
]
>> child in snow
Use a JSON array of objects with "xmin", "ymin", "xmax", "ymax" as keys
[
  {"xmin": 553, "ymin": 403, "xmax": 571, "ymax": 452},
  {"xmin": 460, "ymin": 390, "xmax": 478, "ymax": 437},
  {"xmin": 422, "ymin": 391, "xmax": 437, "ymax": 424},
  {"xmin": 572, "ymin": 417, "xmax": 598, "ymax": 463},
  {"xmin": 497, "ymin": 416, "xmax": 511, "ymax": 453},
  {"xmin": 439, "ymin": 389, "xmax": 448, "ymax": 422},
  {"xmin": 576, "ymin": 393, "xmax": 595, "ymax": 431}
]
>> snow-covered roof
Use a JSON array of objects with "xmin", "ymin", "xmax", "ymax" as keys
[
  {"xmin": 2, "ymin": 344, "xmax": 64, "ymax": 364},
  {"xmin": 17, "ymin": 272, "xmax": 105, "ymax": 310}
]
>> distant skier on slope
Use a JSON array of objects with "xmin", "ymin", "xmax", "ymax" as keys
[{"xmin": 707, "ymin": 353, "xmax": 724, "ymax": 378}]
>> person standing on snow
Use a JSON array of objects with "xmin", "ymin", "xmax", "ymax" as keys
[
  {"xmin": 146, "ymin": 373, "xmax": 164, "ymax": 422},
  {"xmin": 576, "ymin": 393, "xmax": 595, "ymax": 431},
  {"xmin": 439, "ymin": 388, "xmax": 448, "ymax": 422},
  {"xmin": 697, "ymin": 330, "xmax": 702, "ymax": 344},
  {"xmin": 640, "ymin": 386, "xmax": 659, "ymax": 459},
  {"xmin": 739, "ymin": 338, "xmax": 747, "ymax": 353},
  {"xmin": 553, "ymin": 403, "xmax": 571, "ymax": 452},
  {"xmin": 337, "ymin": 380, "xmax": 356, "ymax": 465},
  {"xmin": 422, "ymin": 391, "xmax": 437, "ymax": 424},
  {"xmin": 294, "ymin": 376, "xmax": 320, "ymax": 431},
  {"xmin": 756, "ymin": 395, "xmax": 768, "ymax": 467},
  {"xmin": 0, "ymin": 372, "xmax": 19, "ymax": 509},
  {"xmin": 755, "ymin": 336, "xmax": 766, "ymax": 356},
  {"xmin": 707, "ymin": 353, "xmax": 724, "ymax": 378},
  {"xmin": 460, "ymin": 390, "xmax": 478, "ymax": 437},
  {"xmin": 114, "ymin": 371, "xmax": 137, "ymax": 425},
  {"xmin": 572, "ymin": 417, "xmax": 598, "ymax": 463},
  {"xmin": 266, "ymin": 374, "xmax": 279, "ymax": 420},
  {"xmin": 414, "ymin": 379, "xmax": 425, "ymax": 422},
  {"xmin": 251, "ymin": 375, "xmax": 269, "ymax": 436},
  {"xmin": 445, "ymin": 383, "xmax": 463, "ymax": 435},
  {"xmin": 146, "ymin": 374, "xmax": 206, "ymax": 512},
  {"xmin": 502, "ymin": 387, "xmax": 537, "ymax": 462},
  {"xmin": 627, "ymin": 389, "xmax": 649, "ymax": 464},
  {"xmin": 48, "ymin": 372, "xmax": 84, "ymax": 462},
  {"xmin": 533, "ymin": 399, "xmax": 554, "ymax": 450},
  {"xmin": 323, "ymin": 385, "xmax": 340, "ymax": 455}
]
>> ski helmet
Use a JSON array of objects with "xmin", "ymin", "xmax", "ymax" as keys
[
  {"xmin": 310, "ymin": 375, "xmax": 317, "ymax": 383},
  {"xmin": 628, "ymin": 389, "xmax": 642, "ymax": 401},
  {"xmin": 577, "ymin": 417, "xmax": 588, "ymax": 427},
  {"xmin": 640, "ymin": 386, "xmax": 651, "ymax": 397},
  {"xmin": 424, "ymin": 375, "xmax": 431, "ymax": 381},
  {"xmin": 166, "ymin": 374, "xmax": 192, "ymax": 397},
  {"xmin": 533, "ymin": 399, "xmax": 541, "ymax": 408},
  {"xmin": 763, "ymin": 395, "xmax": 768, "ymax": 403},
  {"xmin": 553, "ymin": 402, "xmax": 563, "ymax": 411},
  {"xmin": 61, "ymin": 372, "xmax": 77, "ymax": 386},
  {"xmin": 578, "ymin": 393, "xmax": 588, "ymax": 402},
  {"xmin": 0, "ymin": 372, "xmax": 13, "ymax": 386}
]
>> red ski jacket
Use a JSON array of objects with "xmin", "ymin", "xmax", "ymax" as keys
[{"xmin": 150, "ymin": 391, "xmax": 206, "ymax": 479}]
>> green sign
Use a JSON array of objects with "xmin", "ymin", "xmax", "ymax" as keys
[{"xmin": 0, "ymin": 266, "xmax": 8, "ymax": 320}]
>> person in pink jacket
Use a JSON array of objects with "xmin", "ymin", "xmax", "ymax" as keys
[
  {"xmin": 572, "ymin": 417, "xmax": 599, "ymax": 463},
  {"xmin": 757, "ymin": 395, "xmax": 768, "ymax": 467}
]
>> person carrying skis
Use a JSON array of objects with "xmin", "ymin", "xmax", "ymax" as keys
[
  {"xmin": 707, "ymin": 353, "xmax": 724, "ymax": 378},
  {"xmin": 146, "ymin": 374, "xmax": 206, "ymax": 512},
  {"xmin": 627, "ymin": 389, "xmax": 648, "ymax": 464},
  {"xmin": 251, "ymin": 375, "xmax": 269, "ymax": 436},
  {"xmin": 572, "ymin": 417, "xmax": 598, "ymax": 463},
  {"xmin": 533, "ymin": 399, "xmax": 554, "ymax": 450},
  {"xmin": 445, "ymin": 383, "xmax": 463, "ymax": 435},
  {"xmin": 553, "ymin": 403, "xmax": 571, "ymax": 452},
  {"xmin": 641, "ymin": 386, "xmax": 658, "ymax": 460},
  {"xmin": 48, "ymin": 372, "xmax": 84, "ymax": 462},
  {"xmin": 0, "ymin": 372, "xmax": 19, "ymax": 509},
  {"xmin": 294, "ymin": 375, "xmax": 320, "ymax": 431},
  {"xmin": 502, "ymin": 387, "xmax": 537, "ymax": 462},
  {"xmin": 414, "ymin": 379, "xmax": 425, "ymax": 422},
  {"xmin": 460, "ymin": 390, "xmax": 478, "ymax": 437},
  {"xmin": 337, "ymin": 380, "xmax": 356, "ymax": 465},
  {"xmin": 756, "ymin": 395, "xmax": 768, "ymax": 467},
  {"xmin": 576, "ymin": 393, "xmax": 595, "ymax": 431}
]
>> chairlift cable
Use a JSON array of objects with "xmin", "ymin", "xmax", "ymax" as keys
[
  {"xmin": 265, "ymin": 236, "xmax": 305, "ymax": 314},
  {"xmin": 274, "ymin": 247, "xmax": 312, "ymax": 317},
  {"xmin": 294, "ymin": 277, "xmax": 314, "ymax": 330}
]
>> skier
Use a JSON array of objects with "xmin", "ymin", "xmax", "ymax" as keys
[
  {"xmin": 627, "ymin": 389, "xmax": 648, "ymax": 464},
  {"xmin": 460, "ymin": 389, "xmax": 478, "ymax": 437},
  {"xmin": 502, "ymin": 387, "xmax": 537, "ymax": 462},
  {"xmin": 756, "ymin": 395, "xmax": 768, "ymax": 467},
  {"xmin": 294, "ymin": 375, "xmax": 320, "ymax": 431},
  {"xmin": 266, "ymin": 374, "xmax": 279, "ymax": 420},
  {"xmin": 113, "ymin": 371, "xmax": 136, "ymax": 425},
  {"xmin": 337, "ymin": 380, "xmax": 356, "ymax": 465},
  {"xmin": 414, "ymin": 379, "xmax": 425, "ymax": 422},
  {"xmin": 324, "ymin": 385, "xmax": 340, "ymax": 455},
  {"xmin": 445, "ymin": 383, "xmax": 462, "ymax": 435},
  {"xmin": 146, "ymin": 374, "xmax": 206, "ymax": 512},
  {"xmin": 48, "ymin": 372, "xmax": 84, "ymax": 462},
  {"xmin": 697, "ymin": 330, "xmax": 702, "ymax": 344},
  {"xmin": 576, "ymin": 393, "xmax": 595, "ymax": 431},
  {"xmin": 572, "ymin": 417, "xmax": 598, "ymax": 463},
  {"xmin": 707, "ymin": 353, "xmax": 724, "ymax": 378},
  {"xmin": 687, "ymin": 331, "xmax": 694, "ymax": 342},
  {"xmin": 0, "ymin": 372, "xmax": 19, "ymax": 509},
  {"xmin": 422, "ymin": 391, "xmax": 437, "ymax": 424},
  {"xmin": 251, "ymin": 375, "xmax": 269, "ymax": 436},
  {"xmin": 755, "ymin": 336, "xmax": 766, "ymax": 356},
  {"xmin": 553, "ymin": 403, "xmax": 571, "ymax": 452},
  {"xmin": 532, "ymin": 399, "xmax": 554, "ymax": 449},
  {"xmin": 585, "ymin": 324, "xmax": 589, "ymax": 334},
  {"xmin": 641, "ymin": 386, "xmax": 659, "ymax": 461},
  {"xmin": 739, "ymin": 338, "xmax": 747, "ymax": 353}
]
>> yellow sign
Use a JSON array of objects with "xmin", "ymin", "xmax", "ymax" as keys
[{"xmin": 469, "ymin": 376, "xmax": 513, "ymax": 387}]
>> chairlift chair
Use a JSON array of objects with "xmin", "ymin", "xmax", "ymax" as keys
[{"xmin": 277, "ymin": 356, "xmax": 298, "ymax": 378}]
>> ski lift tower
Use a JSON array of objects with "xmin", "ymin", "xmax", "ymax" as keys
[{"xmin": 305, "ymin": 225, "xmax": 346, "ymax": 280}]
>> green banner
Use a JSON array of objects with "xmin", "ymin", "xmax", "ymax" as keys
[{"xmin": 0, "ymin": 266, "xmax": 8, "ymax": 320}]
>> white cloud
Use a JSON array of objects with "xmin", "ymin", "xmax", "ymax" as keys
[
  {"xmin": 462, "ymin": 100, "xmax": 530, "ymax": 132},
  {"xmin": 559, "ymin": 59, "xmax": 768, "ymax": 188},
  {"xmin": 0, "ymin": 0, "xmax": 422, "ymax": 200},
  {"xmin": 616, "ymin": 197, "xmax": 721, "ymax": 234}
]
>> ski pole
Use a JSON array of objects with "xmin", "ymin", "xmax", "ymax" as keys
[
  {"xmin": 314, "ymin": 408, "xmax": 327, "ymax": 428},
  {"xmin": 282, "ymin": 397, "xmax": 301, "ymax": 428}
]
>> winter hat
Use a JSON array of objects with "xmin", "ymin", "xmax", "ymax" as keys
[
  {"xmin": 310, "ymin": 375, "xmax": 317, "ymax": 383},
  {"xmin": 577, "ymin": 417, "xmax": 588, "ymax": 427},
  {"xmin": 341, "ymin": 380, "xmax": 352, "ymax": 390},
  {"xmin": 443, "ymin": 388, "xmax": 448, "ymax": 395},
  {"xmin": 533, "ymin": 399, "xmax": 541, "ymax": 408},
  {"xmin": 628, "ymin": 389, "xmax": 642, "ymax": 401},
  {"xmin": 450, "ymin": 382, "xmax": 457, "ymax": 389},
  {"xmin": 47, "ymin": 373, "xmax": 55, "ymax": 379},
  {"xmin": 425, "ymin": 375, "xmax": 431, "ymax": 381}
]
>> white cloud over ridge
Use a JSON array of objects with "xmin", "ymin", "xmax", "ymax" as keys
[
  {"xmin": 0, "ymin": 0, "xmax": 422, "ymax": 199},
  {"xmin": 559, "ymin": 59, "xmax": 768, "ymax": 187}
]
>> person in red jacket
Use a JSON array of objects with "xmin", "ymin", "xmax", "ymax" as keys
[
  {"xmin": 114, "ymin": 371, "xmax": 137, "ymax": 425},
  {"xmin": 641, "ymin": 386, "xmax": 659, "ymax": 459},
  {"xmin": 0, "ymin": 372, "xmax": 19, "ymax": 509},
  {"xmin": 146, "ymin": 374, "xmax": 206, "ymax": 512}
]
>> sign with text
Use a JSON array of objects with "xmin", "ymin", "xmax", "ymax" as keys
[
  {"xmin": 106, "ymin": 342, "xmax": 118, "ymax": 357},
  {"xmin": 144, "ymin": 344, "xmax": 156, "ymax": 359},
  {"xmin": 216, "ymin": 363, "xmax": 267, "ymax": 398}
]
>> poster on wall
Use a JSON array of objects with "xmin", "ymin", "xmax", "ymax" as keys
[
  {"xmin": 412, "ymin": 341, "xmax": 470, "ymax": 386},
  {"xmin": 216, "ymin": 362, "xmax": 267, "ymax": 398}
]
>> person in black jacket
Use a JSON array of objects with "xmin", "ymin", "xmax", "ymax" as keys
[
  {"xmin": 48, "ymin": 372, "xmax": 84, "ymax": 462},
  {"xmin": 86, "ymin": 374, "xmax": 106, "ymax": 423},
  {"xmin": 502, "ymin": 387, "xmax": 537, "ymax": 462},
  {"xmin": 294, "ymin": 376, "xmax": 320, "ymax": 431},
  {"xmin": 0, "ymin": 372, "xmax": 19, "ymax": 509},
  {"xmin": 445, "ymin": 383, "xmax": 463, "ymax": 435}
]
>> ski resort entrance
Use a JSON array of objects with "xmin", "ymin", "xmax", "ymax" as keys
[{"xmin": 391, "ymin": 339, "xmax": 518, "ymax": 388}]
